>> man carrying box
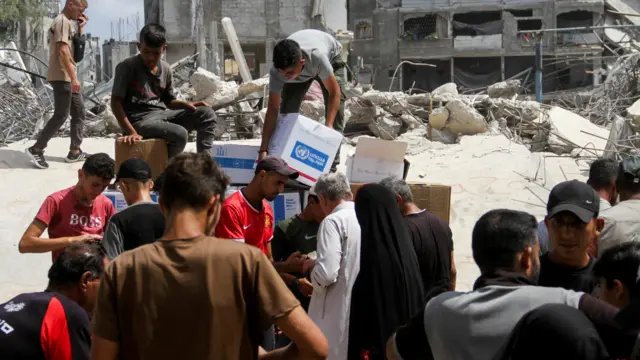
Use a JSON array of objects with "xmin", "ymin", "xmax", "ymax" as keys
[
  {"xmin": 259, "ymin": 29, "xmax": 347, "ymax": 172},
  {"xmin": 111, "ymin": 23, "xmax": 217, "ymax": 158}
]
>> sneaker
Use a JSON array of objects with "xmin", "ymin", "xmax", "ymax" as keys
[
  {"xmin": 65, "ymin": 150, "xmax": 90, "ymax": 163},
  {"xmin": 25, "ymin": 147, "xmax": 49, "ymax": 169}
]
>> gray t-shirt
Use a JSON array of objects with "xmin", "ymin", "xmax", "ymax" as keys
[
  {"xmin": 269, "ymin": 29, "xmax": 342, "ymax": 94},
  {"xmin": 111, "ymin": 55, "xmax": 175, "ymax": 123},
  {"xmin": 598, "ymin": 199, "xmax": 640, "ymax": 257}
]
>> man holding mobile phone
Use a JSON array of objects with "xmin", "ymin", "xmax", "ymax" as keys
[{"xmin": 26, "ymin": 0, "xmax": 90, "ymax": 169}]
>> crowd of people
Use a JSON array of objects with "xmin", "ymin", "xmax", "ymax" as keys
[
  {"xmin": 4, "ymin": 0, "xmax": 640, "ymax": 358},
  {"xmin": 3, "ymin": 149, "xmax": 640, "ymax": 359}
]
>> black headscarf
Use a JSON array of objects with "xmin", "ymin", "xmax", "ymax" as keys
[
  {"xmin": 348, "ymin": 184, "xmax": 425, "ymax": 360},
  {"xmin": 495, "ymin": 304, "xmax": 610, "ymax": 360}
]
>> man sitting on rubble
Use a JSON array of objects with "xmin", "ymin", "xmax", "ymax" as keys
[
  {"xmin": 258, "ymin": 29, "xmax": 347, "ymax": 172},
  {"xmin": 111, "ymin": 23, "xmax": 217, "ymax": 158}
]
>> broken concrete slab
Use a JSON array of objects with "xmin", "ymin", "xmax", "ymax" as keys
[
  {"xmin": 300, "ymin": 100, "xmax": 325, "ymax": 122},
  {"xmin": 487, "ymin": 80, "xmax": 521, "ymax": 99},
  {"xmin": 429, "ymin": 107, "xmax": 449, "ymax": 130},
  {"xmin": 547, "ymin": 106, "xmax": 608, "ymax": 156},
  {"xmin": 445, "ymin": 99, "xmax": 488, "ymax": 135},
  {"xmin": 407, "ymin": 93, "xmax": 432, "ymax": 107},
  {"xmin": 432, "ymin": 83, "xmax": 458, "ymax": 97},
  {"xmin": 627, "ymin": 98, "xmax": 640, "ymax": 117},
  {"xmin": 369, "ymin": 115, "xmax": 402, "ymax": 140}
]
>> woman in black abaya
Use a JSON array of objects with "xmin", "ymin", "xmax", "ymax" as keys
[{"xmin": 348, "ymin": 184, "xmax": 425, "ymax": 360}]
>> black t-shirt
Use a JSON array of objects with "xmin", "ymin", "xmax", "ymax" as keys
[
  {"xmin": 404, "ymin": 210, "xmax": 454, "ymax": 299},
  {"xmin": 102, "ymin": 202, "xmax": 166, "ymax": 259},
  {"xmin": 538, "ymin": 253, "xmax": 596, "ymax": 293},
  {"xmin": 0, "ymin": 291, "xmax": 91, "ymax": 360}
]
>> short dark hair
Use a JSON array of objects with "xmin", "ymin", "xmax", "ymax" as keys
[
  {"xmin": 472, "ymin": 209, "xmax": 538, "ymax": 272},
  {"xmin": 82, "ymin": 153, "xmax": 115, "ymax": 179},
  {"xmin": 587, "ymin": 158, "xmax": 619, "ymax": 190},
  {"xmin": 617, "ymin": 162, "xmax": 640, "ymax": 195},
  {"xmin": 139, "ymin": 23, "xmax": 167, "ymax": 48},
  {"xmin": 153, "ymin": 171, "xmax": 165, "ymax": 193},
  {"xmin": 273, "ymin": 39, "xmax": 302, "ymax": 70},
  {"xmin": 593, "ymin": 242, "xmax": 640, "ymax": 298},
  {"xmin": 47, "ymin": 243, "xmax": 106, "ymax": 289},
  {"xmin": 161, "ymin": 153, "xmax": 230, "ymax": 211}
]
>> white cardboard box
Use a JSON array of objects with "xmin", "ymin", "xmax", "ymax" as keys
[
  {"xmin": 103, "ymin": 191, "xmax": 159, "ymax": 213},
  {"xmin": 212, "ymin": 144, "xmax": 260, "ymax": 185},
  {"xmin": 225, "ymin": 186, "xmax": 302, "ymax": 227},
  {"xmin": 268, "ymin": 113, "xmax": 343, "ymax": 186},
  {"xmin": 346, "ymin": 138, "xmax": 408, "ymax": 183}
]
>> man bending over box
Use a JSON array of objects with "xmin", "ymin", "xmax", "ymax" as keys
[
  {"xmin": 111, "ymin": 23, "xmax": 217, "ymax": 158},
  {"xmin": 259, "ymin": 29, "xmax": 347, "ymax": 172}
]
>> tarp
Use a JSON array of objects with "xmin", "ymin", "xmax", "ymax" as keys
[{"xmin": 454, "ymin": 67, "xmax": 502, "ymax": 90}]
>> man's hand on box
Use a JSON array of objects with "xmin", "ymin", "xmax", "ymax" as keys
[{"xmin": 119, "ymin": 133, "xmax": 143, "ymax": 145}]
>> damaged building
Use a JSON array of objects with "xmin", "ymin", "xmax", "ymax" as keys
[
  {"xmin": 144, "ymin": 0, "xmax": 348, "ymax": 78},
  {"xmin": 350, "ymin": 0, "xmax": 607, "ymax": 94}
]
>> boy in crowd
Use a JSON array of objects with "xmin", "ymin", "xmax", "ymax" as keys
[
  {"xmin": 259, "ymin": 29, "xmax": 346, "ymax": 171},
  {"xmin": 0, "ymin": 243, "xmax": 106, "ymax": 359},
  {"xmin": 538, "ymin": 180, "xmax": 603, "ymax": 293},
  {"xmin": 594, "ymin": 242, "xmax": 640, "ymax": 308},
  {"xmin": 26, "ymin": 0, "xmax": 90, "ymax": 169},
  {"xmin": 19, "ymin": 153, "xmax": 115, "ymax": 261},
  {"xmin": 111, "ymin": 23, "xmax": 217, "ymax": 158},
  {"xmin": 90, "ymin": 153, "xmax": 327, "ymax": 360},
  {"xmin": 380, "ymin": 177, "xmax": 456, "ymax": 297},
  {"xmin": 102, "ymin": 158, "xmax": 165, "ymax": 259}
]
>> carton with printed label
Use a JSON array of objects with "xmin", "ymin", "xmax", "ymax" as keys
[
  {"xmin": 268, "ymin": 113, "xmax": 343, "ymax": 187},
  {"xmin": 211, "ymin": 143, "xmax": 260, "ymax": 185},
  {"xmin": 225, "ymin": 186, "xmax": 302, "ymax": 227},
  {"xmin": 346, "ymin": 138, "xmax": 409, "ymax": 183}
]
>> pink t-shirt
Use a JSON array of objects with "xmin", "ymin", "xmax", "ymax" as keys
[{"xmin": 35, "ymin": 186, "xmax": 115, "ymax": 261}]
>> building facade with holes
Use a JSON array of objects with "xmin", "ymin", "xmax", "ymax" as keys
[{"xmin": 349, "ymin": 0, "xmax": 607, "ymax": 94}]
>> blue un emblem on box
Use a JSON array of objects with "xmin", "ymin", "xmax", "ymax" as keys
[{"xmin": 290, "ymin": 141, "xmax": 328, "ymax": 172}]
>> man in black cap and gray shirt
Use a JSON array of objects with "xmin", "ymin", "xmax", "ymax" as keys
[
  {"xmin": 102, "ymin": 158, "xmax": 165, "ymax": 259},
  {"xmin": 538, "ymin": 180, "xmax": 603, "ymax": 293},
  {"xmin": 598, "ymin": 156, "xmax": 640, "ymax": 257}
]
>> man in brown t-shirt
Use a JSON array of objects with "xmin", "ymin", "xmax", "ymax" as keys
[
  {"xmin": 90, "ymin": 152, "xmax": 328, "ymax": 360},
  {"xmin": 26, "ymin": 0, "xmax": 90, "ymax": 170}
]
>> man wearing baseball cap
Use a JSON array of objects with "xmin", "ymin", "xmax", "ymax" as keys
[
  {"xmin": 215, "ymin": 156, "xmax": 299, "ymax": 260},
  {"xmin": 598, "ymin": 156, "xmax": 640, "ymax": 257},
  {"xmin": 538, "ymin": 180, "xmax": 603, "ymax": 293},
  {"xmin": 102, "ymin": 158, "xmax": 165, "ymax": 259}
]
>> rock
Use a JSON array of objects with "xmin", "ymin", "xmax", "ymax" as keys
[
  {"xmin": 444, "ymin": 99, "xmax": 488, "ymax": 135},
  {"xmin": 429, "ymin": 107, "xmax": 449, "ymax": 130},
  {"xmin": 237, "ymin": 77, "xmax": 268, "ymax": 98},
  {"xmin": 190, "ymin": 68, "xmax": 222, "ymax": 97},
  {"xmin": 412, "ymin": 108, "xmax": 430, "ymax": 120},
  {"xmin": 400, "ymin": 114, "xmax": 423, "ymax": 131},
  {"xmin": 432, "ymin": 83, "xmax": 458, "ymax": 97},
  {"xmin": 300, "ymin": 100, "xmax": 325, "ymax": 121},
  {"xmin": 346, "ymin": 98, "xmax": 378, "ymax": 126},
  {"xmin": 369, "ymin": 116, "xmax": 402, "ymax": 140},
  {"xmin": 407, "ymin": 93, "xmax": 432, "ymax": 107},
  {"xmin": 547, "ymin": 106, "xmax": 608, "ymax": 156},
  {"xmin": 487, "ymin": 80, "xmax": 521, "ymax": 99}
]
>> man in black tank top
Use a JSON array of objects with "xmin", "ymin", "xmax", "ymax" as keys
[{"xmin": 102, "ymin": 158, "xmax": 165, "ymax": 259}]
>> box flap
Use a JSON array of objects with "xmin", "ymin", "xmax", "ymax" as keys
[{"xmin": 354, "ymin": 138, "xmax": 408, "ymax": 162}]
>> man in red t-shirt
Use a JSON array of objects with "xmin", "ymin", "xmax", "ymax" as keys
[
  {"xmin": 19, "ymin": 153, "xmax": 116, "ymax": 261},
  {"xmin": 215, "ymin": 156, "xmax": 299, "ymax": 260}
]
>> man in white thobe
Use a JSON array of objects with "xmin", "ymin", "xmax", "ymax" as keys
[{"xmin": 307, "ymin": 172, "xmax": 361, "ymax": 360}]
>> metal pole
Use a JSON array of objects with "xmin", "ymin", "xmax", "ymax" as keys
[
  {"xmin": 195, "ymin": 0, "xmax": 207, "ymax": 69},
  {"xmin": 517, "ymin": 23, "xmax": 640, "ymax": 35},
  {"xmin": 221, "ymin": 17, "xmax": 252, "ymax": 83},
  {"xmin": 535, "ymin": 39, "xmax": 542, "ymax": 103},
  {"xmin": 209, "ymin": 21, "xmax": 219, "ymax": 74}
]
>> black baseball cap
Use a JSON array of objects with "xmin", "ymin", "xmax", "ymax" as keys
[
  {"xmin": 547, "ymin": 180, "xmax": 600, "ymax": 223},
  {"xmin": 255, "ymin": 156, "xmax": 299, "ymax": 179},
  {"xmin": 116, "ymin": 158, "xmax": 152, "ymax": 183},
  {"xmin": 619, "ymin": 156, "xmax": 640, "ymax": 185}
]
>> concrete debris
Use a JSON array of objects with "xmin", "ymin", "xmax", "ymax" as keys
[
  {"xmin": 487, "ymin": 80, "xmax": 521, "ymax": 99},
  {"xmin": 432, "ymin": 83, "xmax": 458, "ymax": 97},
  {"xmin": 547, "ymin": 107, "xmax": 608, "ymax": 156},
  {"xmin": 407, "ymin": 93, "xmax": 432, "ymax": 107},
  {"xmin": 300, "ymin": 100, "xmax": 325, "ymax": 122},
  {"xmin": 444, "ymin": 99, "xmax": 488, "ymax": 136},
  {"xmin": 304, "ymin": 81, "xmax": 323, "ymax": 101},
  {"xmin": 429, "ymin": 107, "xmax": 449, "ymax": 130},
  {"xmin": 369, "ymin": 115, "xmax": 402, "ymax": 140}
]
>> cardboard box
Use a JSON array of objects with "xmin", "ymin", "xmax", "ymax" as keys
[
  {"xmin": 268, "ymin": 113, "xmax": 343, "ymax": 186},
  {"xmin": 346, "ymin": 138, "xmax": 409, "ymax": 183},
  {"xmin": 103, "ymin": 190, "xmax": 159, "ymax": 213},
  {"xmin": 225, "ymin": 186, "xmax": 303, "ymax": 227},
  {"xmin": 350, "ymin": 182, "xmax": 451, "ymax": 223},
  {"xmin": 115, "ymin": 139, "xmax": 168, "ymax": 181},
  {"xmin": 212, "ymin": 144, "xmax": 259, "ymax": 184}
]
